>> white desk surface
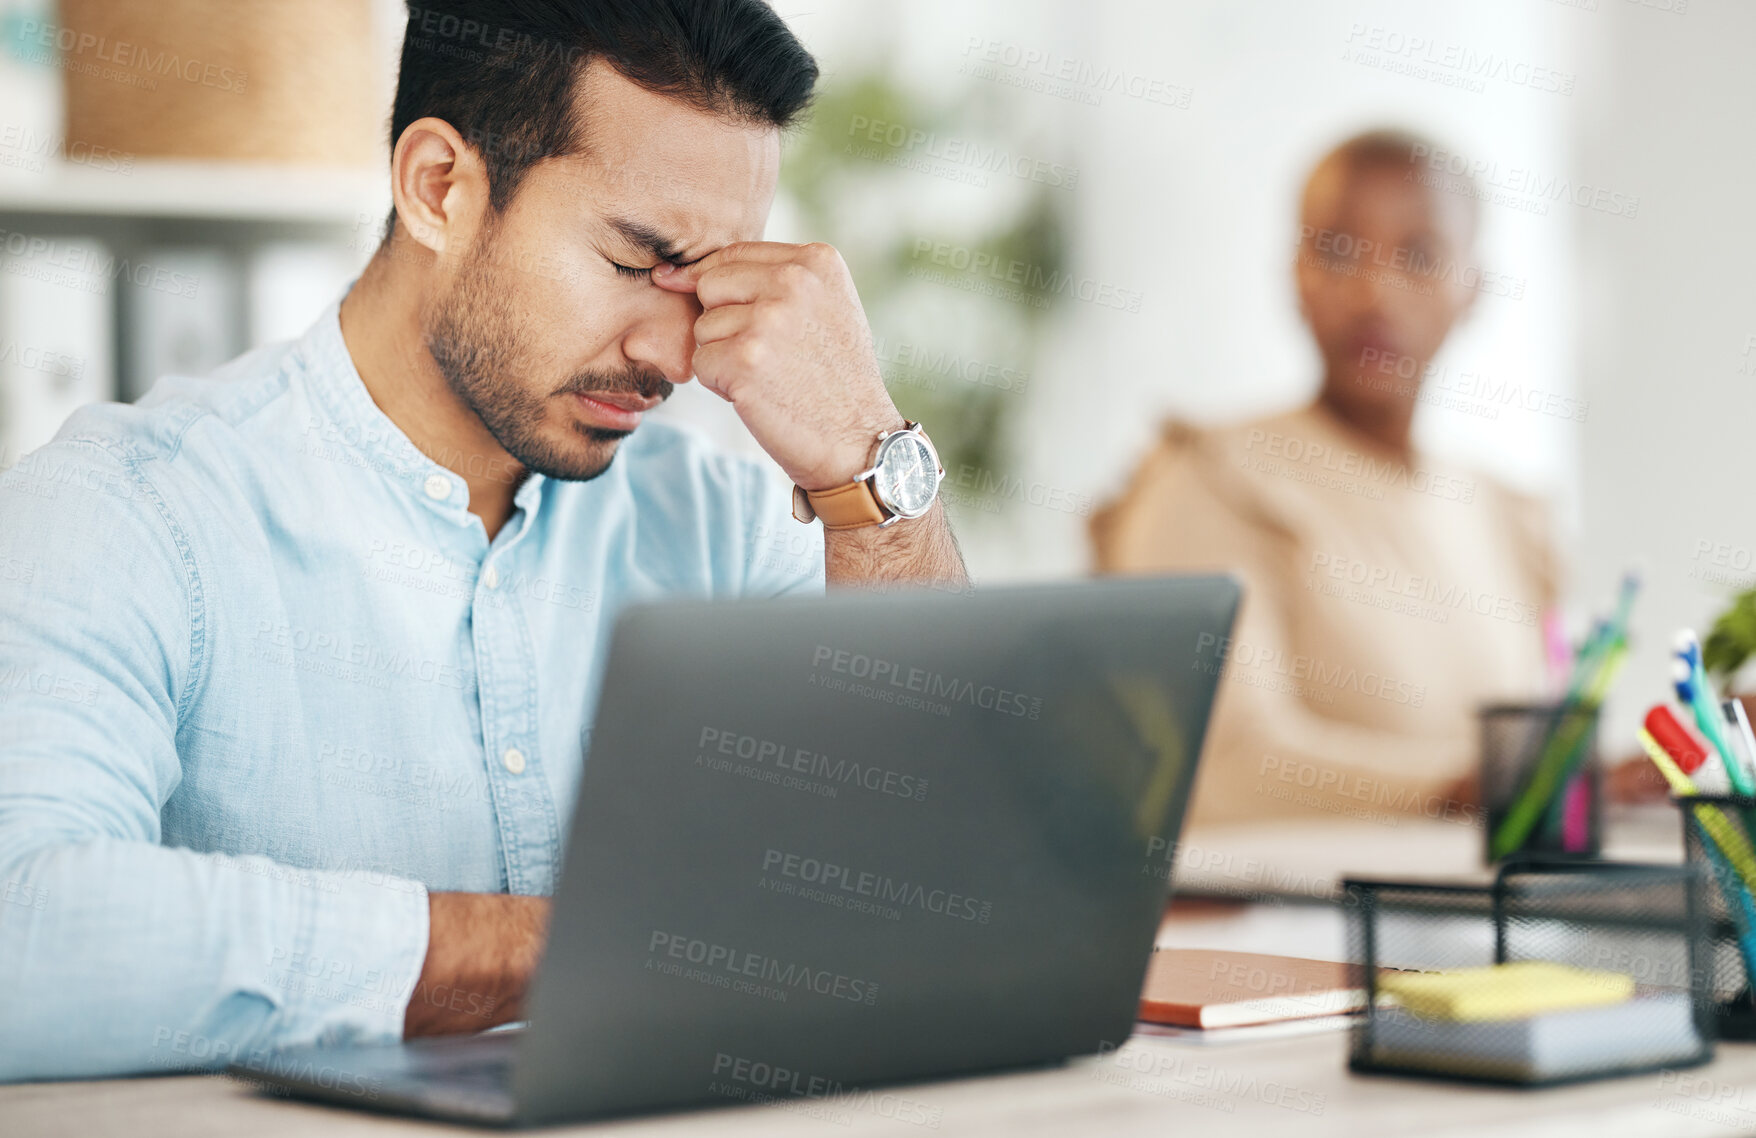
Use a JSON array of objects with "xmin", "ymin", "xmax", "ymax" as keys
[
  {"xmin": 9, "ymin": 874, "xmax": 1750, "ymax": 1138},
  {"xmin": 6, "ymin": 1033, "xmax": 1755, "ymax": 1138}
]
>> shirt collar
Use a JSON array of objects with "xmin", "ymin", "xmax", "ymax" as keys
[{"xmin": 296, "ymin": 296, "xmax": 549, "ymax": 526}]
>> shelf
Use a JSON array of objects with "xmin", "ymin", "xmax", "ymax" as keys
[{"xmin": 0, "ymin": 159, "xmax": 388, "ymax": 227}]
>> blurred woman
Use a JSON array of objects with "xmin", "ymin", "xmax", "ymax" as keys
[{"xmin": 1092, "ymin": 130, "xmax": 1558, "ymax": 830}]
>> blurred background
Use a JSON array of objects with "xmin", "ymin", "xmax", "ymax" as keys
[{"xmin": 0, "ymin": 0, "xmax": 1746, "ymax": 747}]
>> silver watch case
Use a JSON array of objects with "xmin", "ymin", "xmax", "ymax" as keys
[{"xmin": 857, "ymin": 420, "xmax": 944, "ymax": 527}]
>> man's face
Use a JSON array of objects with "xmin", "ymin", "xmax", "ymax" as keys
[
  {"xmin": 424, "ymin": 65, "xmax": 781, "ymax": 482},
  {"xmin": 1294, "ymin": 161, "xmax": 1475, "ymax": 407}
]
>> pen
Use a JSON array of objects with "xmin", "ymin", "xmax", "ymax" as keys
[
  {"xmin": 1639, "ymin": 726, "xmax": 1756, "ymax": 987},
  {"xmin": 1542, "ymin": 610, "xmax": 1572, "ymax": 697},
  {"xmin": 1674, "ymin": 654, "xmax": 1751, "ymax": 794},
  {"xmin": 1647, "ymin": 704, "xmax": 1731, "ymax": 795},
  {"xmin": 1639, "ymin": 729, "xmax": 1756, "ymax": 883},
  {"xmin": 1492, "ymin": 637, "xmax": 1626, "ymax": 860},
  {"xmin": 1724, "ymin": 698, "xmax": 1756, "ymax": 778},
  {"xmin": 1491, "ymin": 573, "xmax": 1639, "ymax": 861}
]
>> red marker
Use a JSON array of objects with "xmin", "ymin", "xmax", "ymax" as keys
[{"xmin": 1645, "ymin": 704, "xmax": 1711, "ymax": 775}]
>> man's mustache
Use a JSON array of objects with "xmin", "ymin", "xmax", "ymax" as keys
[{"xmin": 554, "ymin": 368, "xmax": 673, "ymax": 404}]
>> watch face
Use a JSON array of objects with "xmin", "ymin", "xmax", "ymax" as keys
[{"xmin": 872, "ymin": 430, "xmax": 941, "ymax": 518}]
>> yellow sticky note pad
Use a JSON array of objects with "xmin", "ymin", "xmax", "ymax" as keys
[{"xmin": 1377, "ymin": 961, "xmax": 1635, "ymax": 1022}]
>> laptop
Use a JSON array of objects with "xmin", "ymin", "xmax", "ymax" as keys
[{"xmin": 232, "ymin": 574, "xmax": 1240, "ymax": 1126}]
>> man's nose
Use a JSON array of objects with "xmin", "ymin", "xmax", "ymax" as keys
[
  {"xmin": 623, "ymin": 290, "xmax": 702, "ymax": 387},
  {"xmin": 1346, "ymin": 259, "xmax": 1392, "ymax": 313}
]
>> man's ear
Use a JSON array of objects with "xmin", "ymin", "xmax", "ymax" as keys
[{"xmin": 389, "ymin": 116, "xmax": 488, "ymax": 257}]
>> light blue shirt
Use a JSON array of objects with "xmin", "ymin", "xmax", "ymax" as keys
[{"xmin": 0, "ymin": 302, "xmax": 823, "ymax": 1081}]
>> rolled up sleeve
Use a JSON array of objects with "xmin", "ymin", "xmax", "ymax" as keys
[{"xmin": 0, "ymin": 438, "xmax": 429, "ymax": 1081}]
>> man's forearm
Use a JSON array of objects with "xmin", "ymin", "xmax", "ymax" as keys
[
  {"xmin": 823, "ymin": 500, "xmax": 968, "ymax": 589},
  {"xmin": 403, "ymin": 892, "xmax": 550, "ymax": 1038}
]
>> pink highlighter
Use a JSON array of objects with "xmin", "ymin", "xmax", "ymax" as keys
[{"xmin": 1561, "ymin": 777, "xmax": 1591, "ymax": 852}]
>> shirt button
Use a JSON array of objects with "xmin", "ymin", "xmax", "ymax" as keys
[
  {"xmin": 502, "ymin": 747, "xmax": 526, "ymax": 775},
  {"xmin": 483, "ymin": 564, "xmax": 500, "ymax": 590},
  {"xmin": 423, "ymin": 474, "xmax": 452, "ymax": 501}
]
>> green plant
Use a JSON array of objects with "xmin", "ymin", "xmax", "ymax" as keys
[{"xmin": 1705, "ymin": 588, "xmax": 1756, "ymax": 688}]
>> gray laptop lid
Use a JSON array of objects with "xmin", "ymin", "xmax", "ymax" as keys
[{"xmin": 513, "ymin": 574, "xmax": 1239, "ymax": 1123}]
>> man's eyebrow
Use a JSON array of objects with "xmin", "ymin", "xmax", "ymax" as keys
[{"xmin": 605, "ymin": 216, "xmax": 698, "ymax": 265}]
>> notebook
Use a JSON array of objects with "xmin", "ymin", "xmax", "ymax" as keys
[
  {"xmin": 1137, "ymin": 949, "xmax": 1363, "ymax": 1029},
  {"xmin": 1367, "ymin": 992, "xmax": 1702, "ymax": 1082}
]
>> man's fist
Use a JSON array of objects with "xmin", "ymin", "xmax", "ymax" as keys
[
  {"xmin": 653, "ymin": 241, "xmax": 902, "ymax": 491},
  {"xmin": 404, "ymin": 892, "xmax": 550, "ymax": 1039}
]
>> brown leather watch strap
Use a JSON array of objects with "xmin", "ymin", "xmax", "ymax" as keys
[{"xmin": 802, "ymin": 478, "xmax": 889, "ymax": 530}]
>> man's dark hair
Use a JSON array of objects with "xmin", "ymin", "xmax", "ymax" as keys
[
  {"xmin": 387, "ymin": 0, "xmax": 818, "ymax": 230},
  {"xmin": 1307, "ymin": 127, "xmax": 1480, "ymax": 240}
]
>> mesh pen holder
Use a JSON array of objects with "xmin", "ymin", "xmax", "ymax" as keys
[
  {"xmin": 1346, "ymin": 861, "xmax": 1713, "ymax": 1086},
  {"xmin": 1480, "ymin": 702, "xmax": 1603, "ymax": 864},
  {"xmin": 1675, "ymin": 794, "xmax": 1756, "ymax": 1039}
]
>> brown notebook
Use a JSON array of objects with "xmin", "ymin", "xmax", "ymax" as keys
[{"xmin": 1138, "ymin": 948, "xmax": 1364, "ymax": 1029}]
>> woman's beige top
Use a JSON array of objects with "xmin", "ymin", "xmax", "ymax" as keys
[{"xmin": 1091, "ymin": 403, "xmax": 1558, "ymax": 828}]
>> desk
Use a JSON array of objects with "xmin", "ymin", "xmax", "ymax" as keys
[
  {"xmin": 1177, "ymin": 804, "xmax": 1684, "ymax": 902},
  {"xmin": 5, "ymin": 1019, "xmax": 1753, "ymax": 1136},
  {"xmin": 8, "ymin": 889, "xmax": 1751, "ymax": 1138}
]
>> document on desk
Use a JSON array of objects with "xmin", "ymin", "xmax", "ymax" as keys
[
  {"xmin": 1134, "ymin": 1014, "xmax": 1355, "ymax": 1046},
  {"xmin": 1138, "ymin": 948, "xmax": 1363, "ymax": 1028}
]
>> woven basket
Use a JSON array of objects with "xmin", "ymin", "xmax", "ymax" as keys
[{"xmin": 57, "ymin": 0, "xmax": 380, "ymax": 165}]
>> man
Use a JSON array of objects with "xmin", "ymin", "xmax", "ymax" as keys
[
  {"xmin": 0, "ymin": 0, "xmax": 964, "ymax": 1081},
  {"xmin": 1091, "ymin": 130, "xmax": 1557, "ymax": 829}
]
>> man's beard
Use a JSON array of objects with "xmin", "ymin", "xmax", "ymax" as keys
[{"xmin": 424, "ymin": 240, "xmax": 673, "ymax": 483}]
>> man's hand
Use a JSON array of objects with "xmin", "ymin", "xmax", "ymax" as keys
[
  {"xmin": 403, "ymin": 892, "xmax": 550, "ymax": 1038},
  {"xmin": 652, "ymin": 242, "xmax": 901, "ymax": 491},
  {"xmin": 655, "ymin": 239, "xmax": 968, "ymax": 590}
]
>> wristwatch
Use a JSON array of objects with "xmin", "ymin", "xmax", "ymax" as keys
[{"xmin": 792, "ymin": 420, "xmax": 944, "ymax": 530}]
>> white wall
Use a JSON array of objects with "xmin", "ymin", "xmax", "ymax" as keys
[
  {"xmin": 778, "ymin": 0, "xmax": 1756, "ymax": 748},
  {"xmin": 1007, "ymin": 0, "xmax": 1586, "ymax": 581},
  {"xmin": 1571, "ymin": 0, "xmax": 1756, "ymax": 743},
  {"xmin": 750, "ymin": 1, "xmax": 1583, "ymax": 595},
  {"xmin": 904, "ymin": 0, "xmax": 1743, "ymax": 744}
]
